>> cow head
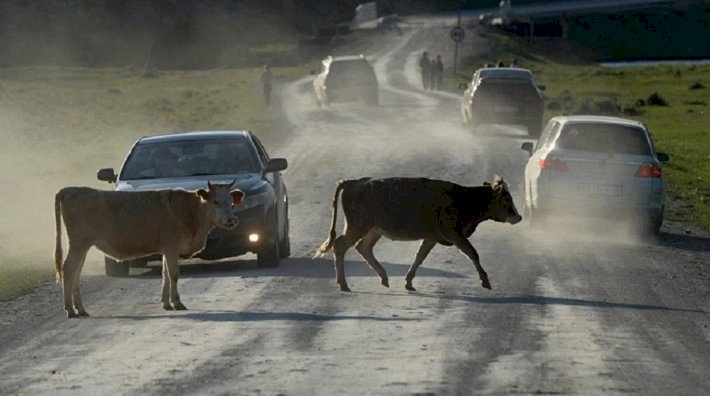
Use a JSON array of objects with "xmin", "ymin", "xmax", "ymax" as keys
[
  {"xmin": 197, "ymin": 180, "xmax": 245, "ymax": 229},
  {"xmin": 486, "ymin": 176, "xmax": 522, "ymax": 225}
]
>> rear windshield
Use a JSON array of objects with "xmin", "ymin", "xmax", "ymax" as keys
[
  {"xmin": 327, "ymin": 60, "xmax": 375, "ymax": 85},
  {"xmin": 556, "ymin": 123, "xmax": 652, "ymax": 155},
  {"xmin": 476, "ymin": 79, "xmax": 538, "ymax": 99},
  {"xmin": 121, "ymin": 139, "xmax": 260, "ymax": 180}
]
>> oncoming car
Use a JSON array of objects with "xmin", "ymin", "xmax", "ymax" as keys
[
  {"xmin": 312, "ymin": 55, "xmax": 379, "ymax": 106},
  {"xmin": 460, "ymin": 67, "xmax": 544, "ymax": 137},
  {"xmin": 521, "ymin": 115, "xmax": 669, "ymax": 235},
  {"xmin": 97, "ymin": 131, "xmax": 290, "ymax": 275}
]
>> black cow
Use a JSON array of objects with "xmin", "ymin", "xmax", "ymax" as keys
[{"xmin": 314, "ymin": 176, "xmax": 522, "ymax": 292}]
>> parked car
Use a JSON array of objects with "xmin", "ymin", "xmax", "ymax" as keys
[
  {"xmin": 520, "ymin": 115, "xmax": 669, "ymax": 235},
  {"xmin": 97, "ymin": 131, "xmax": 290, "ymax": 276},
  {"xmin": 312, "ymin": 55, "xmax": 379, "ymax": 106},
  {"xmin": 460, "ymin": 67, "xmax": 544, "ymax": 137}
]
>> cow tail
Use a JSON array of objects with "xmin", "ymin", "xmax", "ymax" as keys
[
  {"xmin": 314, "ymin": 180, "xmax": 347, "ymax": 258},
  {"xmin": 54, "ymin": 189, "xmax": 64, "ymax": 283}
]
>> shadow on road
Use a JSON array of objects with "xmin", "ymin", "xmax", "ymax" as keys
[
  {"xmin": 405, "ymin": 291, "xmax": 708, "ymax": 314},
  {"xmin": 659, "ymin": 231, "xmax": 710, "ymax": 253},
  {"xmin": 135, "ymin": 257, "xmax": 467, "ymax": 280},
  {"xmin": 107, "ymin": 311, "xmax": 420, "ymax": 322}
]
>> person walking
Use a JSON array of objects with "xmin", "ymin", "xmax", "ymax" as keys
[
  {"xmin": 419, "ymin": 52, "xmax": 430, "ymax": 90},
  {"xmin": 260, "ymin": 64, "xmax": 273, "ymax": 106},
  {"xmin": 434, "ymin": 55, "xmax": 444, "ymax": 90}
]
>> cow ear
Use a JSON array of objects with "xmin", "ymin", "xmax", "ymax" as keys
[
  {"xmin": 231, "ymin": 189, "xmax": 245, "ymax": 205},
  {"xmin": 483, "ymin": 181, "xmax": 491, "ymax": 186},
  {"xmin": 492, "ymin": 183, "xmax": 503, "ymax": 195},
  {"xmin": 196, "ymin": 189, "xmax": 210, "ymax": 201}
]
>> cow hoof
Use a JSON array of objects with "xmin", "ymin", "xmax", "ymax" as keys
[
  {"xmin": 162, "ymin": 303, "xmax": 174, "ymax": 311},
  {"xmin": 66, "ymin": 311, "xmax": 79, "ymax": 319},
  {"xmin": 481, "ymin": 279, "xmax": 492, "ymax": 290},
  {"xmin": 173, "ymin": 302, "xmax": 188, "ymax": 311},
  {"xmin": 77, "ymin": 311, "xmax": 90, "ymax": 317},
  {"xmin": 405, "ymin": 284, "xmax": 416, "ymax": 292},
  {"xmin": 339, "ymin": 285, "xmax": 351, "ymax": 292},
  {"xmin": 381, "ymin": 278, "xmax": 390, "ymax": 288}
]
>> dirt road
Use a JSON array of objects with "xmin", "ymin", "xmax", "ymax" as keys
[{"xmin": 1, "ymin": 28, "xmax": 709, "ymax": 395}]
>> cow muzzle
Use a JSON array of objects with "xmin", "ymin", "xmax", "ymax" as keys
[{"xmin": 508, "ymin": 214, "xmax": 523, "ymax": 225}]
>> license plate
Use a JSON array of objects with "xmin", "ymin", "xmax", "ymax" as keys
[
  {"xmin": 581, "ymin": 184, "xmax": 622, "ymax": 196},
  {"xmin": 494, "ymin": 105, "xmax": 518, "ymax": 113}
]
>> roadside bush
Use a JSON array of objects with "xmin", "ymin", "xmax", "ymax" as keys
[
  {"xmin": 690, "ymin": 82, "xmax": 706, "ymax": 90},
  {"xmin": 647, "ymin": 92, "xmax": 669, "ymax": 106}
]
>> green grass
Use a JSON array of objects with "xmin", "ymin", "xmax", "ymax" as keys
[
  {"xmin": 449, "ymin": 31, "xmax": 710, "ymax": 230},
  {"xmin": 0, "ymin": 63, "xmax": 314, "ymax": 302}
]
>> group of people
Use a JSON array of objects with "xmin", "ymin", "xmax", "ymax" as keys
[{"xmin": 418, "ymin": 52, "xmax": 444, "ymax": 91}]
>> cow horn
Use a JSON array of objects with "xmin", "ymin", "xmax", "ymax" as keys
[
  {"xmin": 207, "ymin": 181, "xmax": 213, "ymax": 189},
  {"xmin": 229, "ymin": 178, "xmax": 236, "ymax": 188}
]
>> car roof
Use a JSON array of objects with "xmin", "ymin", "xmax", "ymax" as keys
[
  {"xmin": 477, "ymin": 67, "xmax": 533, "ymax": 80},
  {"xmin": 138, "ymin": 131, "xmax": 251, "ymax": 144},
  {"xmin": 325, "ymin": 55, "xmax": 369, "ymax": 63},
  {"xmin": 551, "ymin": 115, "xmax": 644, "ymax": 128}
]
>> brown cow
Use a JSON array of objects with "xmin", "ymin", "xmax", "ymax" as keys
[
  {"xmin": 315, "ymin": 176, "xmax": 521, "ymax": 292},
  {"xmin": 54, "ymin": 181, "xmax": 244, "ymax": 318}
]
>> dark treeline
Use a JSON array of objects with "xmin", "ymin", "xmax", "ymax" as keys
[{"xmin": 0, "ymin": 0, "xmax": 473, "ymax": 68}]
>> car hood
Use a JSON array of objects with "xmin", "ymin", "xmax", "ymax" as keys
[{"xmin": 115, "ymin": 174, "xmax": 266, "ymax": 193}]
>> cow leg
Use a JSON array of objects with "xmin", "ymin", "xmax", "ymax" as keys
[
  {"xmin": 333, "ymin": 227, "xmax": 368, "ymax": 292},
  {"xmin": 451, "ymin": 236, "xmax": 491, "ymax": 290},
  {"xmin": 163, "ymin": 253, "xmax": 188, "ymax": 310},
  {"xmin": 355, "ymin": 231, "xmax": 388, "ymax": 288},
  {"xmin": 69, "ymin": 248, "xmax": 90, "ymax": 316},
  {"xmin": 62, "ymin": 245, "xmax": 90, "ymax": 318},
  {"xmin": 161, "ymin": 259, "xmax": 173, "ymax": 310},
  {"xmin": 405, "ymin": 239, "xmax": 436, "ymax": 291}
]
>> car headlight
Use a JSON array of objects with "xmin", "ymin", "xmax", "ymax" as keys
[{"xmin": 235, "ymin": 192, "xmax": 270, "ymax": 211}]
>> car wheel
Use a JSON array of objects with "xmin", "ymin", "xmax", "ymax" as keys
[
  {"xmin": 527, "ymin": 120, "xmax": 542, "ymax": 138},
  {"xmin": 279, "ymin": 218, "xmax": 291, "ymax": 259},
  {"xmin": 128, "ymin": 258, "xmax": 149, "ymax": 268},
  {"xmin": 105, "ymin": 256, "xmax": 129, "ymax": 277},
  {"xmin": 257, "ymin": 220, "xmax": 280, "ymax": 268}
]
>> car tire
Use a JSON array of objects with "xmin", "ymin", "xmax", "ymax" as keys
[
  {"xmin": 279, "ymin": 218, "xmax": 291, "ymax": 259},
  {"xmin": 257, "ymin": 219, "xmax": 280, "ymax": 268},
  {"xmin": 128, "ymin": 258, "xmax": 149, "ymax": 268},
  {"xmin": 105, "ymin": 257, "xmax": 129, "ymax": 277},
  {"xmin": 527, "ymin": 120, "xmax": 542, "ymax": 138}
]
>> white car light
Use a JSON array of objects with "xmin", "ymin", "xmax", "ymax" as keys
[{"xmin": 249, "ymin": 234, "xmax": 259, "ymax": 242}]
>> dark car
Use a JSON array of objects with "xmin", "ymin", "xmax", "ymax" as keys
[
  {"xmin": 312, "ymin": 55, "xmax": 379, "ymax": 106},
  {"xmin": 460, "ymin": 67, "xmax": 544, "ymax": 137},
  {"xmin": 97, "ymin": 131, "xmax": 290, "ymax": 276}
]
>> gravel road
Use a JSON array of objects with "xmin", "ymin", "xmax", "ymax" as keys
[{"xmin": 1, "ymin": 28, "xmax": 708, "ymax": 395}]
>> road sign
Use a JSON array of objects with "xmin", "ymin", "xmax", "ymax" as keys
[{"xmin": 450, "ymin": 26, "xmax": 465, "ymax": 42}]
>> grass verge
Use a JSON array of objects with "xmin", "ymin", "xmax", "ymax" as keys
[{"xmin": 450, "ymin": 30, "xmax": 710, "ymax": 230}]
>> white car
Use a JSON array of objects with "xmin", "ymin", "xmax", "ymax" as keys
[{"xmin": 520, "ymin": 115, "xmax": 669, "ymax": 235}]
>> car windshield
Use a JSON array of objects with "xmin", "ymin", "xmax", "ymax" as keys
[
  {"xmin": 121, "ymin": 139, "xmax": 260, "ymax": 180},
  {"xmin": 556, "ymin": 123, "xmax": 652, "ymax": 155},
  {"xmin": 327, "ymin": 60, "xmax": 375, "ymax": 85}
]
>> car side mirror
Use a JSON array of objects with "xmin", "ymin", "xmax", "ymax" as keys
[
  {"xmin": 457, "ymin": 82, "xmax": 469, "ymax": 90},
  {"xmin": 265, "ymin": 158, "xmax": 288, "ymax": 174},
  {"xmin": 97, "ymin": 168, "xmax": 117, "ymax": 183},
  {"xmin": 537, "ymin": 84, "xmax": 546, "ymax": 91},
  {"xmin": 656, "ymin": 152, "xmax": 669, "ymax": 162},
  {"xmin": 521, "ymin": 142, "xmax": 534, "ymax": 156}
]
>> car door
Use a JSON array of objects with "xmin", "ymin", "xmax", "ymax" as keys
[{"xmin": 251, "ymin": 134, "xmax": 287, "ymax": 239}]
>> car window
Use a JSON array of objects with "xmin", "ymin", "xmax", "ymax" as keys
[
  {"xmin": 476, "ymin": 79, "xmax": 538, "ymax": 100},
  {"xmin": 120, "ymin": 139, "xmax": 260, "ymax": 180},
  {"xmin": 327, "ymin": 60, "xmax": 375, "ymax": 85},
  {"xmin": 555, "ymin": 123, "xmax": 652, "ymax": 155},
  {"xmin": 250, "ymin": 135, "xmax": 270, "ymax": 165}
]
